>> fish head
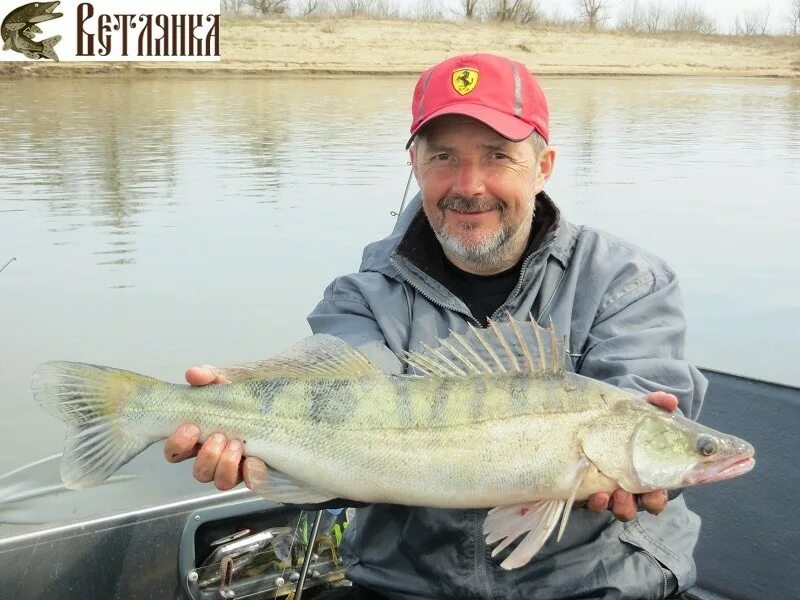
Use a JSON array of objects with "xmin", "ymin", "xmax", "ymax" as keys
[
  {"xmin": 3, "ymin": 2, "xmax": 62, "ymax": 30},
  {"xmin": 580, "ymin": 400, "xmax": 755, "ymax": 493},
  {"xmin": 628, "ymin": 408, "xmax": 755, "ymax": 491}
]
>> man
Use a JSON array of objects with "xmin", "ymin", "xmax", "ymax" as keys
[{"xmin": 165, "ymin": 53, "xmax": 706, "ymax": 599}]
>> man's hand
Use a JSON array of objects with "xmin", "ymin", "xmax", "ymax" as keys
[
  {"xmin": 163, "ymin": 366, "xmax": 247, "ymax": 491},
  {"xmin": 584, "ymin": 391, "xmax": 678, "ymax": 521}
]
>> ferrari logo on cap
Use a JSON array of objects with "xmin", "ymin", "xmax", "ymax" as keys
[{"xmin": 452, "ymin": 68, "xmax": 479, "ymax": 95}]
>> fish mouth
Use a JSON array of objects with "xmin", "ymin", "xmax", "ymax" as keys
[
  {"xmin": 687, "ymin": 454, "xmax": 755, "ymax": 485},
  {"xmin": 29, "ymin": 2, "xmax": 63, "ymax": 23}
]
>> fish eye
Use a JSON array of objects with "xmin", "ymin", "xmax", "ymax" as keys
[{"xmin": 698, "ymin": 438, "xmax": 717, "ymax": 457}]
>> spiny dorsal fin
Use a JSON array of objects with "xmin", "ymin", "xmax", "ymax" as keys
[
  {"xmin": 214, "ymin": 334, "xmax": 380, "ymax": 381},
  {"xmin": 405, "ymin": 313, "xmax": 566, "ymax": 377}
]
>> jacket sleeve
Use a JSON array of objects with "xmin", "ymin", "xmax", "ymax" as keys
[
  {"xmin": 306, "ymin": 274, "xmax": 406, "ymax": 374},
  {"xmin": 577, "ymin": 268, "xmax": 706, "ymax": 422}
]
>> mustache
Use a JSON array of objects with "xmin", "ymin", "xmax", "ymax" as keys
[{"xmin": 437, "ymin": 195, "xmax": 505, "ymax": 213}]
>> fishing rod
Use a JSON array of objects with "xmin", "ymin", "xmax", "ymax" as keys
[
  {"xmin": 0, "ymin": 256, "xmax": 16, "ymax": 275},
  {"xmin": 293, "ymin": 509, "xmax": 324, "ymax": 600},
  {"xmin": 393, "ymin": 165, "xmax": 414, "ymax": 223}
]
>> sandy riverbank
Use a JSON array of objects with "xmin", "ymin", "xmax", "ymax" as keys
[{"xmin": 2, "ymin": 17, "xmax": 799, "ymax": 78}]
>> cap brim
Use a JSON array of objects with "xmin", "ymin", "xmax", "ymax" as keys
[{"xmin": 406, "ymin": 103, "xmax": 536, "ymax": 149}]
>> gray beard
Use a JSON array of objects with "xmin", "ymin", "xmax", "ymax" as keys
[
  {"xmin": 431, "ymin": 194, "xmax": 534, "ymax": 270},
  {"xmin": 434, "ymin": 223, "xmax": 514, "ymax": 263}
]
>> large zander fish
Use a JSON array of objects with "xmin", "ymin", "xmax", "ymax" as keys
[{"xmin": 31, "ymin": 317, "xmax": 755, "ymax": 569}]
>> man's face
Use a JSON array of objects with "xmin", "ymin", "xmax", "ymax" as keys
[{"xmin": 409, "ymin": 115, "xmax": 553, "ymax": 268}]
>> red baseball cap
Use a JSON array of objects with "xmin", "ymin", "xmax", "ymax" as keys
[{"xmin": 406, "ymin": 53, "xmax": 549, "ymax": 149}]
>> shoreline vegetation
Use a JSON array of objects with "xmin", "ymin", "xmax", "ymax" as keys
[{"xmin": 2, "ymin": 15, "xmax": 798, "ymax": 79}]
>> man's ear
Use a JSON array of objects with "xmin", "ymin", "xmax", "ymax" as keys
[
  {"xmin": 409, "ymin": 146, "xmax": 420, "ymax": 184},
  {"xmin": 536, "ymin": 147, "xmax": 557, "ymax": 188}
]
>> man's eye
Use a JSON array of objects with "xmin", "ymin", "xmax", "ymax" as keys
[
  {"xmin": 492, "ymin": 152, "xmax": 509, "ymax": 160},
  {"xmin": 434, "ymin": 153, "xmax": 451, "ymax": 161}
]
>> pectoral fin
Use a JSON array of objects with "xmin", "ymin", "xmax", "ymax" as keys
[
  {"xmin": 484, "ymin": 499, "xmax": 564, "ymax": 569},
  {"xmin": 243, "ymin": 457, "xmax": 337, "ymax": 504},
  {"xmin": 484, "ymin": 460, "xmax": 592, "ymax": 569},
  {"xmin": 555, "ymin": 458, "xmax": 591, "ymax": 542}
]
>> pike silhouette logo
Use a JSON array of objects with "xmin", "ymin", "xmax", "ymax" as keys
[
  {"xmin": 1, "ymin": 1, "xmax": 63, "ymax": 61},
  {"xmin": 452, "ymin": 68, "xmax": 479, "ymax": 95}
]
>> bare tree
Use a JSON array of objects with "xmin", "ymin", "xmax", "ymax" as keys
[
  {"xmin": 667, "ymin": 1, "xmax": 716, "ymax": 34},
  {"xmin": 618, "ymin": 0, "xmax": 644, "ymax": 31},
  {"xmin": 406, "ymin": 0, "xmax": 446, "ymax": 19},
  {"xmin": 464, "ymin": 0, "xmax": 479, "ymax": 19},
  {"xmin": 734, "ymin": 5, "xmax": 771, "ymax": 35},
  {"xmin": 331, "ymin": 0, "xmax": 394, "ymax": 17},
  {"xmin": 618, "ymin": 0, "xmax": 668, "ymax": 32},
  {"xmin": 786, "ymin": 0, "xmax": 800, "ymax": 34},
  {"xmin": 298, "ymin": 0, "xmax": 321, "ymax": 15},
  {"xmin": 576, "ymin": 0, "xmax": 606, "ymax": 31},
  {"xmin": 221, "ymin": 0, "xmax": 248, "ymax": 13},
  {"xmin": 487, "ymin": 0, "xmax": 541, "ymax": 23},
  {"xmin": 643, "ymin": 0, "xmax": 665, "ymax": 31},
  {"xmin": 250, "ymin": 0, "xmax": 289, "ymax": 15}
]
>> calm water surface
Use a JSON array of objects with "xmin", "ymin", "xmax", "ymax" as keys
[{"xmin": 0, "ymin": 76, "xmax": 798, "ymax": 520}]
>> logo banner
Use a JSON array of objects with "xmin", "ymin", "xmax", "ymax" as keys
[{"xmin": 1, "ymin": 0, "xmax": 220, "ymax": 62}]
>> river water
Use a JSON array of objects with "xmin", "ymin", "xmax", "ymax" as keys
[{"xmin": 0, "ymin": 75, "xmax": 798, "ymax": 519}]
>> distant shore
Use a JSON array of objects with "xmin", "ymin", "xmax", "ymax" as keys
[{"xmin": 2, "ymin": 17, "xmax": 799, "ymax": 78}]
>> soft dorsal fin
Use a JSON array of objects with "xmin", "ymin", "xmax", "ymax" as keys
[
  {"xmin": 214, "ymin": 334, "xmax": 380, "ymax": 382},
  {"xmin": 405, "ymin": 313, "xmax": 566, "ymax": 377}
]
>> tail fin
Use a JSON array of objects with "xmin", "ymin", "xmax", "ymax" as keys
[
  {"xmin": 31, "ymin": 361, "xmax": 154, "ymax": 489},
  {"xmin": 39, "ymin": 35, "xmax": 60, "ymax": 61}
]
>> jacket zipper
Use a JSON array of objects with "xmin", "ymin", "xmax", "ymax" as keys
[{"xmin": 389, "ymin": 255, "xmax": 480, "ymax": 325}]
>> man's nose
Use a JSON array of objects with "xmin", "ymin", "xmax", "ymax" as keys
[{"xmin": 452, "ymin": 161, "xmax": 486, "ymax": 198}]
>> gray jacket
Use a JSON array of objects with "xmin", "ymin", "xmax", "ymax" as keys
[{"xmin": 307, "ymin": 192, "xmax": 707, "ymax": 600}]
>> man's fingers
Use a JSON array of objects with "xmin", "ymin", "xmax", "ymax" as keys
[
  {"xmin": 610, "ymin": 490, "xmax": 637, "ymax": 521},
  {"xmin": 242, "ymin": 457, "xmax": 269, "ymax": 491},
  {"xmin": 185, "ymin": 365, "xmax": 231, "ymax": 387},
  {"xmin": 645, "ymin": 391, "xmax": 678, "ymax": 412},
  {"xmin": 164, "ymin": 424, "xmax": 201, "ymax": 462},
  {"xmin": 193, "ymin": 433, "xmax": 227, "ymax": 483},
  {"xmin": 214, "ymin": 439, "xmax": 244, "ymax": 491},
  {"xmin": 586, "ymin": 492, "xmax": 610, "ymax": 513},
  {"xmin": 640, "ymin": 489, "xmax": 668, "ymax": 516}
]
